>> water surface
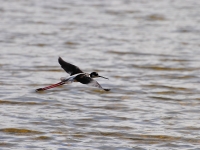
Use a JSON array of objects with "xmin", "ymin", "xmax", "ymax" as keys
[{"xmin": 0, "ymin": 0, "xmax": 200, "ymax": 149}]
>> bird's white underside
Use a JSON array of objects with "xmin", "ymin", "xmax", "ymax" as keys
[{"xmin": 60, "ymin": 73, "xmax": 104, "ymax": 89}]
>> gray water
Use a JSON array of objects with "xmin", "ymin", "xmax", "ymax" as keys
[{"xmin": 0, "ymin": 0, "xmax": 200, "ymax": 149}]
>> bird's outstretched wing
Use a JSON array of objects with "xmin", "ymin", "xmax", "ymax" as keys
[
  {"xmin": 88, "ymin": 79, "xmax": 110, "ymax": 91},
  {"xmin": 75, "ymin": 74, "xmax": 110, "ymax": 91},
  {"xmin": 58, "ymin": 57, "xmax": 83, "ymax": 75}
]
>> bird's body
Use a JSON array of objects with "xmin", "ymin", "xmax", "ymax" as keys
[{"xmin": 36, "ymin": 57, "xmax": 110, "ymax": 92}]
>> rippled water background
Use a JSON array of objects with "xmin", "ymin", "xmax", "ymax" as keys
[{"xmin": 0, "ymin": 0, "xmax": 200, "ymax": 149}]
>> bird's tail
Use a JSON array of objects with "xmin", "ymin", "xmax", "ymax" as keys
[{"xmin": 60, "ymin": 77, "xmax": 66, "ymax": 82}]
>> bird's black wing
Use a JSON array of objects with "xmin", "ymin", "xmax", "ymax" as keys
[{"xmin": 58, "ymin": 57, "xmax": 83, "ymax": 75}]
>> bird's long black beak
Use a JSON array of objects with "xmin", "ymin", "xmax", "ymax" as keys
[{"xmin": 98, "ymin": 76, "xmax": 109, "ymax": 79}]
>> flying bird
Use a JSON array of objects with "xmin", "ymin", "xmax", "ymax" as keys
[{"xmin": 36, "ymin": 57, "xmax": 110, "ymax": 92}]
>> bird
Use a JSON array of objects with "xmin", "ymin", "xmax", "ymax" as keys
[{"xmin": 36, "ymin": 57, "xmax": 110, "ymax": 92}]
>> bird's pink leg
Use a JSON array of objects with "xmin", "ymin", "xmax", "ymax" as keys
[{"xmin": 36, "ymin": 81, "xmax": 65, "ymax": 91}]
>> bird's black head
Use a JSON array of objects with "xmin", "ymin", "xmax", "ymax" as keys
[
  {"xmin": 90, "ymin": 72, "xmax": 108, "ymax": 79},
  {"xmin": 90, "ymin": 72, "xmax": 99, "ymax": 78}
]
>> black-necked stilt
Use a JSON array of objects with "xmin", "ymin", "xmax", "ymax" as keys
[{"xmin": 36, "ymin": 57, "xmax": 110, "ymax": 92}]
